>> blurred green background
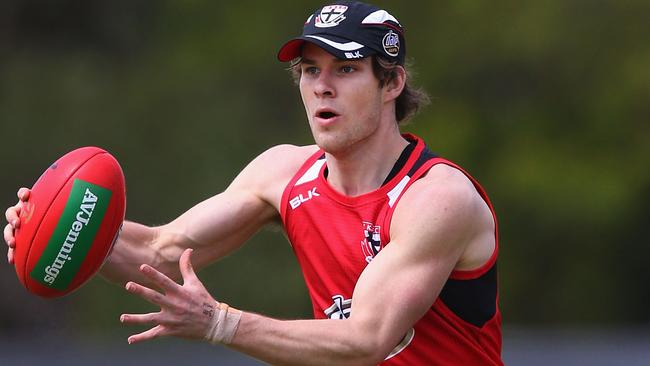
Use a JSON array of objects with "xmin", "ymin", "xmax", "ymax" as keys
[{"xmin": 1, "ymin": 0, "xmax": 649, "ymax": 356}]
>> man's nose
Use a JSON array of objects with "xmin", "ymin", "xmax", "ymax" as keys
[{"xmin": 314, "ymin": 72, "xmax": 336, "ymax": 98}]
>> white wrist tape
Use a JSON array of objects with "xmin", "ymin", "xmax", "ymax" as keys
[{"xmin": 205, "ymin": 302, "xmax": 242, "ymax": 345}]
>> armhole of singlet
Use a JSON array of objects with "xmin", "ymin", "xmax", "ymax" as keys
[
  {"xmin": 443, "ymin": 161, "xmax": 498, "ymax": 280},
  {"xmin": 380, "ymin": 157, "xmax": 500, "ymax": 328},
  {"xmin": 381, "ymin": 158, "xmax": 499, "ymax": 279},
  {"xmin": 280, "ymin": 151, "xmax": 326, "ymax": 228},
  {"xmin": 430, "ymin": 160, "xmax": 499, "ymax": 328}
]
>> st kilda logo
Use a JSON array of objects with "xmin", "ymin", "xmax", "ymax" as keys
[
  {"xmin": 361, "ymin": 221, "xmax": 381, "ymax": 263},
  {"xmin": 324, "ymin": 295, "xmax": 351, "ymax": 320},
  {"xmin": 315, "ymin": 5, "xmax": 348, "ymax": 28}
]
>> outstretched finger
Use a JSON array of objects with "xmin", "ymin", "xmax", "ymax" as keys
[
  {"xmin": 179, "ymin": 248, "xmax": 199, "ymax": 284},
  {"xmin": 125, "ymin": 281, "xmax": 172, "ymax": 307},
  {"xmin": 120, "ymin": 311, "xmax": 160, "ymax": 326},
  {"xmin": 139, "ymin": 264, "xmax": 180, "ymax": 293},
  {"xmin": 127, "ymin": 324, "xmax": 166, "ymax": 345}
]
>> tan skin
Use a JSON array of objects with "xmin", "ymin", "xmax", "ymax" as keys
[{"xmin": 4, "ymin": 44, "xmax": 495, "ymax": 365}]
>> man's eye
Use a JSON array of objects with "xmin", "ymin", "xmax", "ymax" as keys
[
  {"xmin": 304, "ymin": 66, "xmax": 319, "ymax": 75},
  {"xmin": 341, "ymin": 66, "xmax": 355, "ymax": 73}
]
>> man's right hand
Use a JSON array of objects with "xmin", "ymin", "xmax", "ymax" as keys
[{"xmin": 4, "ymin": 188, "xmax": 30, "ymax": 264}]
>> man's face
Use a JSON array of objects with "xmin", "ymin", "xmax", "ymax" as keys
[{"xmin": 299, "ymin": 43, "xmax": 385, "ymax": 155}]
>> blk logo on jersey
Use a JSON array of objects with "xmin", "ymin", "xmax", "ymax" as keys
[
  {"xmin": 290, "ymin": 187, "xmax": 320, "ymax": 210},
  {"xmin": 324, "ymin": 295, "xmax": 351, "ymax": 319},
  {"xmin": 315, "ymin": 5, "xmax": 348, "ymax": 28},
  {"xmin": 361, "ymin": 221, "xmax": 381, "ymax": 263}
]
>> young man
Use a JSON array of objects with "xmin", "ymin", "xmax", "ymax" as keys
[{"xmin": 4, "ymin": 2, "xmax": 503, "ymax": 365}]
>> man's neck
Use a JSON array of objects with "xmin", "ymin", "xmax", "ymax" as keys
[{"xmin": 324, "ymin": 127, "xmax": 409, "ymax": 197}]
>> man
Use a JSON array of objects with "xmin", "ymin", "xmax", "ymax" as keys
[{"xmin": 4, "ymin": 2, "xmax": 503, "ymax": 365}]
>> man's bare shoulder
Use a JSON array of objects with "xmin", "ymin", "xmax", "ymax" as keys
[
  {"xmin": 421, "ymin": 164, "xmax": 478, "ymax": 196},
  {"xmin": 390, "ymin": 163, "xmax": 495, "ymax": 270},
  {"xmin": 400, "ymin": 163, "xmax": 483, "ymax": 216},
  {"xmin": 233, "ymin": 144, "xmax": 320, "ymax": 212},
  {"xmin": 235, "ymin": 144, "xmax": 319, "ymax": 181},
  {"xmin": 256, "ymin": 144, "xmax": 320, "ymax": 175}
]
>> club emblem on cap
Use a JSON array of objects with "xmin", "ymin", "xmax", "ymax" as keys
[
  {"xmin": 382, "ymin": 30, "xmax": 400, "ymax": 57},
  {"xmin": 315, "ymin": 5, "xmax": 348, "ymax": 28}
]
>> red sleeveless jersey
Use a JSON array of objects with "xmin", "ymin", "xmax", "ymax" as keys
[{"xmin": 280, "ymin": 134, "xmax": 503, "ymax": 365}]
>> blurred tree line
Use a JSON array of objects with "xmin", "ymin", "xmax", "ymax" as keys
[{"xmin": 0, "ymin": 0, "xmax": 648, "ymax": 338}]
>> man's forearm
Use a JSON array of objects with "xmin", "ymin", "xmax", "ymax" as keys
[
  {"xmin": 229, "ymin": 312, "xmax": 388, "ymax": 366},
  {"xmin": 100, "ymin": 220, "xmax": 162, "ymax": 285}
]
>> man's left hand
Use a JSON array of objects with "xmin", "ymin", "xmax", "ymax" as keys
[{"xmin": 120, "ymin": 248, "xmax": 220, "ymax": 344}]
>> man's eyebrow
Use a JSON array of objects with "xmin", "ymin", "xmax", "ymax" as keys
[{"xmin": 301, "ymin": 58, "xmax": 316, "ymax": 65}]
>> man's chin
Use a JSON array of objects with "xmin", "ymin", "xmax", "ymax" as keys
[
  {"xmin": 314, "ymin": 136, "xmax": 344, "ymax": 154},
  {"xmin": 314, "ymin": 135, "xmax": 356, "ymax": 157}
]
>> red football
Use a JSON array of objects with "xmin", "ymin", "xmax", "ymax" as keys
[{"xmin": 14, "ymin": 147, "xmax": 126, "ymax": 298}]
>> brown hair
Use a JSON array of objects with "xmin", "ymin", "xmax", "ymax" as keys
[
  {"xmin": 289, "ymin": 56, "xmax": 429, "ymax": 124},
  {"xmin": 372, "ymin": 56, "xmax": 429, "ymax": 124}
]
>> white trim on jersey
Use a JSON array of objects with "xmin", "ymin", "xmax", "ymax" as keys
[
  {"xmin": 387, "ymin": 175, "xmax": 411, "ymax": 207},
  {"xmin": 295, "ymin": 158, "xmax": 327, "ymax": 186}
]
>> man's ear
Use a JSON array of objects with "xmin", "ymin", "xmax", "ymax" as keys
[{"xmin": 384, "ymin": 65, "xmax": 406, "ymax": 102}]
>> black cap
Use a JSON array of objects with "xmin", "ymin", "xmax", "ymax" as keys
[{"xmin": 278, "ymin": 1, "xmax": 406, "ymax": 65}]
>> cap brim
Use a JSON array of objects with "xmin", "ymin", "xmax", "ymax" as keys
[
  {"xmin": 277, "ymin": 34, "xmax": 374, "ymax": 62},
  {"xmin": 277, "ymin": 38, "xmax": 306, "ymax": 62}
]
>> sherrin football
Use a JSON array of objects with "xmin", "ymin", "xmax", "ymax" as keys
[{"xmin": 14, "ymin": 147, "xmax": 126, "ymax": 298}]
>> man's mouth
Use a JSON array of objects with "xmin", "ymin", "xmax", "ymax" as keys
[
  {"xmin": 315, "ymin": 109, "xmax": 339, "ymax": 121},
  {"xmin": 318, "ymin": 111, "xmax": 337, "ymax": 119}
]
